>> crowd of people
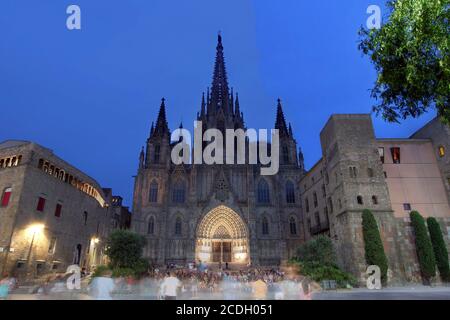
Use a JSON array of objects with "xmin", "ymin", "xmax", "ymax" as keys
[
  {"xmin": 89, "ymin": 263, "xmax": 320, "ymax": 300},
  {"xmin": 0, "ymin": 262, "xmax": 320, "ymax": 300}
]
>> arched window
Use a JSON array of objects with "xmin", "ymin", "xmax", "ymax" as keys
[
  {"xmin": 257, "ymin": 179, "xmax": 270, "ymax": 204},
  {"xmin": 175, "ymin": 217, "xmax": 182, "ymax": 235},
  {"xmin": 1, "ymin": 187, "xmax": 12, "ymax": 207},
  {"xmin": 148, "ymin": 216, "xmax": 155, "ymax": 235},
  {"xmin": 149, "ymin": 181, "xmax": 158, "ymax": 203},
  {"xmin": 83, "ymin": 211, "xmax": 88, "ymax": 225},
  {"xmin": 357, "ymin": 196, "xmax": 364, "ymax": 205},
  {"xmin": 289, "ymin": 217, "xmax": 297, "ymax": 235},
  {"xmin": 262, "ymin": 217, "xmax": 269, "ymax": 235},
  {"xmin": 285, "ymin": 181, "xmax": 295, "ymax": 203},
  {"xmin": 153, "ymin": 144, "xmax": 161, "ymax": 163},
  {"xmin": 282, "ymin": 146, "xmax": 290, "ymax": 163},
  {"xmin": 172, "ymin": 181, "xmax": 186, "ymax": 203},
  {"xmin": 372, "ymin": 195, "xmax": 378, "ymax": 205},
  {"xmin": 313, "ymin": 192, "xmax": 318, "ymax": 207}
]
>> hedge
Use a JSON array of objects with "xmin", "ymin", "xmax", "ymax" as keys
[
  {"xmin": 362, "ymin": 209, "xmax": 389, "ymax": 284},
  {"xmin": 427, "ymin": 217, "xmax": 450, "ymax": 282},
  {"xmin": 410, "ymin": 211, "xmax": 436, "ymax": 283}
]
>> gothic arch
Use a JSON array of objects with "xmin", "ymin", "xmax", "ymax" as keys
[{"xmin": 195, "ymin": 205, "xmax": 249, "ymax": 264}]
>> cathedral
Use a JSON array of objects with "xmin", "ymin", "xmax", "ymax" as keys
[{"xmin": 131, "ymin": 34, "xmax": 305, "ymax": 267}]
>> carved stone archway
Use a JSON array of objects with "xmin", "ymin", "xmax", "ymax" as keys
[{"xmin": 195, "ymin": 205, "xmax": 249, "ymax": 264}]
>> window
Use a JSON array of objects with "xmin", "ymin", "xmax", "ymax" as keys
[
  {"xmin": 154, "ymin": 144, "xmax": 160, "ymax": 163},
  {"xmin": 328, "ymin": 197, "xmax": 334, "ymax": 213},
  {"xmin": 357, "ymin": 196, "xmax": 364, "ymax": 205},
  {"xmin": 175, "ymin": 217, "xmax": 182, "ymax": 235},
  {"xmin": 403, "ymin": 203, "xmax": 411, "ymax": 211},
  {"xmin": 322, "ymin": 185, "xmax": 326, "ymax": 198},
  {"xmin": 262, "ymin": 217, "xmax": 269, "ymax": 235},
  {"xmin": 289, "ymin": 217, "xmax": 297, "ymax": 235},
  {"xmin": 314, "ymin": 212, "xmax": 320, "ymax": 226},
  {"xmin": 349, "ymin": 166, "xmax": 357, "ymax": 178},
  {"xmin": 313, "ymin": 192, "xmax": 318, "ymax": 208},
  {"xmin": 172, "ymin": 181, "xmax": 186, "ymax": 203},
  {"xmin": 36, "ymin": 197, "xmax": 46, "ymax": 212},
  {"xmin": 48, "ymin": 237, "xmax": 57, "ymax": 254},
  {"xmin": 1, "ymin": 187, "xmax": 12, "ymax": 207},
  {"xmin": 367, "ymin": 168, "xmax": 374, "ymax": 178},
  {"xmin": 325, "ymin": 173, "xmax": 329, "ymax": 185},
  {"xmin": 338, "ymin": 198, "xmax": 342, "ymax": 209},
  {"xmin": 391, "ymin": 147, "xmax": 401, "ymax": 164},
  {"xmin": 83, "ymin": 211, "xmax": 88, "ymax": 225},
  {"xmin": 372, "ymin": 196, "xmax": 378, "ymax": 205},
  {"xmin": 54, "ymin": 203, "xmax": 62, "ymax": 218},
  {"xmin": 149, "ymin": 181, "xmax": 158, "ymax": 203},
  {"xmin": 285, "ymin": 181, "xmax": 295, "ymax": 203},
  {"xmin": 383, "ymin": 171, "xmax": 387, "ymax": 178},
  {"xmin": 257, "ymin": 179, "xmax": 270, "ymax": 204},
  {"xmin": 148, "ymin": 217, "xmax": 155, "ymax": 235},
  {"xmin": 438, "ymin": 146, "xmax": 445, "ymax": 158},
  {"xmin": 378, "ymin": 147, "xmax": 385, "ymax": 163},
  {"xmin": 305, "ymin": 198, "xmax": 310, "ymax": 213},
  {"xmin": 282, "ymin": 146, "xmax": 289, "ymax": 163}
]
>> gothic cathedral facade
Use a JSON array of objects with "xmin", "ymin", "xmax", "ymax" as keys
[{"xmin": 132, "ymin": 35, "xmax": 305, "ymax": 266}]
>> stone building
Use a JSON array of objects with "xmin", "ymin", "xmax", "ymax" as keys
[
  {"xmin": 0, "ymin": 140, "xmax": 123, "ymax": 279},
  {"xmin": 301, "ymin": 114, "xmax": 450, "ymax": 283},
  {"xmin": 132, "ymin": 35, "xmax": 305, "ymax": 266}
]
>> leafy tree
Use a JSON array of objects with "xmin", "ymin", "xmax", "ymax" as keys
[
  {"xmin": 296, "ymin": 235, "xmax": 337, "ymax": 266},
  {"xmin": 359, "ymin": 0, "xmax": 450, "ymax": 124},
  {"xmin": 410, "ymin": 211, "xmax": 436, "ymax": 284},
  {"xmin": 427, "ymin": 217, "xmax": 450, "ymax": 282},
  {"xmin": 362, "ymin": 209, "xmax": 389, "ymax": 284},
  {"xmin": 105, "ymin": 230, "xmax": 147, "ymax": 269}
]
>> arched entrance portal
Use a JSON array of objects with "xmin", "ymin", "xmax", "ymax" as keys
[{"xmin": 196, "ymin": 205, "xmax": 249, "ymax": 265}]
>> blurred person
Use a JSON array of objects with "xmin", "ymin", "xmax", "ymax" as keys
[
  {"xmin": 251, "ymin": 276, "xmax": 267, "ymax": 300},
  {"xmin": 159, "ymin": 271, "xmax": 181, "ymax": 300},
  {"xmin": 89, "ymin": 269, "xmax": 115, "ymax": 300}
]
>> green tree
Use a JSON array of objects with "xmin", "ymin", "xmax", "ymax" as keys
[
  {"xmin": 410, "ymin": 211, "xmax": 436, "ymax": 284},
  {"xmin": 359, "ymin": 0, "xmax": 450, "ymax": 124},
  {"xmin": 362, "ymin": 209, "xmax": 389, "ymax": 284},
  {"xmin": 105, "ymin": 230, "xmax": 147, "ymax": 269},
  {"xmin": 427, "ymin": 217, "xmax": 450, "ymax": 282},
  {"xmin": 296, "ymin": 235, "xmax": 337, "ymax": 266}
]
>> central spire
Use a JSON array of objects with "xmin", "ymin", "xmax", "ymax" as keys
[{"xmin": 210, "ymin": 33, "xmax": 230, "ymax": 115}]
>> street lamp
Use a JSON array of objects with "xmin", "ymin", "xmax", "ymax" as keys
[{"xmin": 26, "ymin": 223, "xmax": 45, "ymax": 277}]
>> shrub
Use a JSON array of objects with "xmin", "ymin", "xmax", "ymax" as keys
[
  {"xmin": 427, "ymin": 217, "xmax": 450, "ymax": 282},
  {"xmin": 92, "ymin": 265, "xmax": 111, "ymax": 278},
  {"xmin": 362, "ymin": 209, "xmax": 389, "ymax": 284},
  {"xmin": 111, "ymin": 268, "xmax": 135, "ymax": 278},
  {"xmin": 291, "ymin": 261, "xmax": 357, "ymax": 288},
  {"xmin": 105, "ymin": 230, "xmax": 147, "ymax": 269},
  {"xmin": 296, "ymin": 235, "xmax": 337, "ymax": 266},
  {"xmin": 410, "ymin": 211, "xmax": 436, "ymax": 284}
]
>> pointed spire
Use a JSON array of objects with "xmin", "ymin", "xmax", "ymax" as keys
[
  {"xmin": 210, "ymin": 32, "xmax": 230, "ymax": 114},
  {"xmin": 139, "ymin": 146, "xmax": 145, "ymax": 169},
  {"xmin": 289, "ymin": 123, "xmax": 293, "ymax": 137},
  {"xmin": 235, "ymin": 92, "xmax": 241, "ymax": 117},
  {"xmin": 230, "ymin": 87, "xmax": 234, "ymax": 114},
  {"xmin": 275, "ymin": 98, "xmax": 289, "ymax": 137},
  {"xmin": 153, "ymin": 98, "xmax": 170, "ymax": 138},
  {"xmin": 150, "ymin": 121, "xmax": 154, "ymax": 136},
  {"xmin": 200, "ymin": 92, "xmax": 206, "ymax": 117}
]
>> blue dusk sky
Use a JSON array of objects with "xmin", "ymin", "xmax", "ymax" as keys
[{"xmin": 0, "ymin": 0, "xmax": 436, "ymax": 206}]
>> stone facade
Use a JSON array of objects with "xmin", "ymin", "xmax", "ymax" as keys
[
  {"xmin": 131, "ymin": 35, "xmax": 305, "ymax": 267},
  {"xmin": 301, "ymin": 115, "xmax": 450, "ymax": 284},
  {"xmin": 0, "ymin": 140, "xmax": 127, "ymax": 280}
]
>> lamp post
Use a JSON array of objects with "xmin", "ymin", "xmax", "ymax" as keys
[{"xmin": 26, "ymin": 224, "xmax": 45, "ymax": 278}]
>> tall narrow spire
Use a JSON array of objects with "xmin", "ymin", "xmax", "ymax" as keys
[
  {"xmin": 139, "ymin": 146, "xmax": 145, "ymax": 169},
  {"xmin": 235, "ymin": 92, "xmax": 241, "ymax": 117},
  {"xmin": 200, "ymin": 92, "xmax": 206, "ymax": 117},
  {"xmin": 153, "ymin": 98, "xmax": 170, "ymax": 137},
  {"xmin": 275, "ymin": 98, "xmax": 289, "ymax": 137},
  {"xmin": 210, "ymin": 33, "xmax": 230, "ymax": 114}
]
